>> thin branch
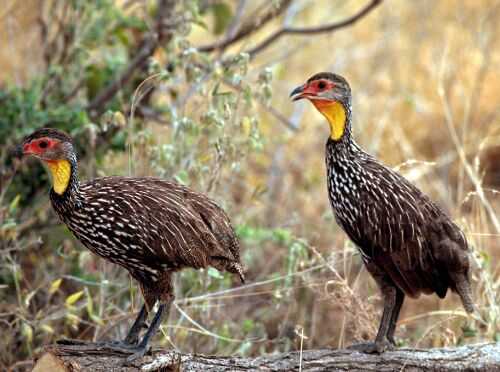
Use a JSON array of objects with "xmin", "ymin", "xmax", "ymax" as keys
[
  {"xmin": 224, "ymin": 0, "xmax": 247, "ymax": 41},
  {"xmin": 86, "ymin": 0, "xmax": 175, "ymax": 116},
  {"xmin": 197, "ymin": 0, "xmax": 292, "ymax": 53},
  {"xmin": 221, "ymin": 77, "xmax": 299, "ymax": 131},
  {"xmin": 246, "ymin": 0, "xmax": 383, "ymax": 58}
]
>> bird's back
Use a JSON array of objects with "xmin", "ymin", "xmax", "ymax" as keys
[{"xmin": 51, "ymin": 176, "xmax": 243, "ymax": 283}]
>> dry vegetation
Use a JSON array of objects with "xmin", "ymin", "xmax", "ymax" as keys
[{"xmin": 0, "ymin": 0, "xmax": 499, "ymax": 371}]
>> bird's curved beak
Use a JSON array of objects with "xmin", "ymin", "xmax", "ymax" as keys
[
  {"xmin": 290, "ymin": 83, "xmax": 323, "ymax": 102},
  {"xmin": 290, "ymin": 84, "xmax": 308, "ymax": 101},
  {"xmin": 10, "ymin": 144, "xmax": 25, "ymax": 159},
  {"xmin": 12, "ymin": 143, "xmax": 39, "ymax": 159}
]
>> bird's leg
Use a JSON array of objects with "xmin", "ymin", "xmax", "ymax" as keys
[
  {"xmin": 386, "ymin": 288, "xmax": 404, "ymax": 346},
  {"xmin": 124, "ymin": 295, "xmax": 173, "ymax": 363},
  {"xmin": 348, "ymin": 278, "xmax": 398, "ymax": 354},
  {"xmin": 67, "ymin": 295, "xmax": 173, "ymax": 361},
  {"xmin": 450, "ymin": 272, "xmax": 475, "ymax": 313},
  {"xmin": 369, "ymin": 285, "xmax": 396, "ymax": 352},
  {"xmin": 123, "ymin": 272, "xmax": 175, "ymax": 364},
  {"xmin": 59, "ymin": 275, "xmax": 174, "ymax": 362},
  {"xmin": 123, "ymin": 304, "xmax": 149, "ymax": 345}
]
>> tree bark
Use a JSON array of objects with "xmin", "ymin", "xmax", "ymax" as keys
[{"xmin": 33, "ymin": 342, "xmax": 500, "ymax": 372}]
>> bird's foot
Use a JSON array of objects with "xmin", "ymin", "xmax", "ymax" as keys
[
  {"xmin": 123, "ymin": 332, "xmax": 140, "ymax": 346},
  {"xmin": 72, "ymin": 341, "xmax": 151, "ymax": 363},
  {"xmin": 55, "ymin": 338, "xmax": 120, "ymax": 347},
  {"xmin": 347, "ymin": 339, "xmax": 394, "ymax": 354},
  {"xmin": 56, "ymin": 338, "xmax": 90, "ymax": 346},
  {"xmin": 387, "ymin": 335, "xmax": 397, "ymax": 346},
  {"xmin": 123, "ymin": 344, "xmax": 150, "ymax": 365},
  {"xmin": 96, "ymin": 341, "xmax": 148, "ymax": 355},
  {"xmin": 56, "ymin": 338, "xmax": 146, "ymax": 354}
]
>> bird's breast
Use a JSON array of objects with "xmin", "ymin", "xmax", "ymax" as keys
[{"xmin": 326, "ymin": 155, "xmax": 364, "ymax": 221}]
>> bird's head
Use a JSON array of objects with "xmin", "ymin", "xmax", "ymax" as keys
[
  {"xmin": 18, "ymin": 128, "xmax": 75, "ymax": 162},
  {"xmin": 290, "ymin": 72, "xmax": 352, "ymax": 141},
  {"xmin": 16, "ymin": 128, "xmax": 76, "ymax": 195}
]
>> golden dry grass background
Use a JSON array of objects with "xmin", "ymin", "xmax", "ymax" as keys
[{"xmin": 1, "ymin": 0, "xmax": 499, "ymax": 366}]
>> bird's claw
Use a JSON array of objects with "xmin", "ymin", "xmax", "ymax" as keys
[
  {"xmin": 122, "ymin": 345, "xmax": 150, "ymax": 365},
  {"xmin": 347, "ymin": 339, "xmax": 394, "ymax": 354},
  {"xmin": 56, "ymin": 338, "xmax": 146, "ymax": 355},
  {"xmin": 56, "ymin": 339, "xmax": 121, "ymax": 347},
  {"xmin": 56, "ymin": 338, "xmax": 89, "ymax": 346}
]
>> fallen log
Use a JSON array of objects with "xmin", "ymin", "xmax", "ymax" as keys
[{"xmin": 33, "ymin": 342, "xmax": 500, "ymax": 372}]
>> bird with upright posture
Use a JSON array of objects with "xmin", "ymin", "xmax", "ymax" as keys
[
  {"xmin": 16, "ymin": 128, "xmax": 244, "ymax": 361},
  {"xmin": 290, "ymin": 73, "xmax": 474, "ymax": 353}
]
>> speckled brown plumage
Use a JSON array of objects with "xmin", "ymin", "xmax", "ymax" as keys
[
  {"xmin": 17, "ymin": 128, "xmax": 244, "ymax": 361},
  {"xmin": 291, "ymin": 73, "xmax": 474, "ymax": 353},
  {"xmin": 51, "ymin": 176, "xmax": 244, "ymax": 286}
]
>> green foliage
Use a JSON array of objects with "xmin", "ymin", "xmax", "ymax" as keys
[
  {"xmin": 0, "ymin": 84, "xmax": 87, "ymax": 144},
  {"xmin": 2, "ymin": 1, "xmax": 497, "ymax": 368},
  {"xmin": 0, "ymin": 1, "xmax": 274, "ymax": 364},
  {"xmin": 210, "ymin": 2, "xmax": 233, "ymax": 35}
]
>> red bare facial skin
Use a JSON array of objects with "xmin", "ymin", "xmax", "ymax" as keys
[
  {"xmin": 23, "ymin": 143, "xmax": 37, "ymax": 156},
  {"xmin": 291, "ymin": 79, "xmax": 335, "ymax": 101},
  {"xmin": 22, "ymin": 138, "xmax": 57, "ymax": 157}
]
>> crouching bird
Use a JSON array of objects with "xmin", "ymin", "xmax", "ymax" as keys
[
  {"xmin": 15, "ymin": 128, "xmax": 245, "ymax": 361},
  {"xmin": 290, "ymin": 73, "xmax": 474, "ymax": 353}
]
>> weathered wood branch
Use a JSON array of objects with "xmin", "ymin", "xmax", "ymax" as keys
[{"xmin": 33, "ymin": 342, "xmax": 500, "ymax": 372}]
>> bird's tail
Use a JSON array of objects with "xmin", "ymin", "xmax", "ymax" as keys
[
  {"xmin": 453, "ymin": 273, "xmax": 474, "ymax": 313},
  {"xmin": 228, "ymin": 261, "xmax": 246, "ymax": 284}
]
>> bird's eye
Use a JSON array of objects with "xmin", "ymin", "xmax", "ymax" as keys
[
  {"xmin": 38, "ymin": 140, "xmax": 48, "ymax": 149},
  {"xmin": 318, "ymin": 81, "xmax": 326, "ymax": 90}
]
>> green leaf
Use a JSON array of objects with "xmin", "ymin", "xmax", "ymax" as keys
[
  {"xmin": 21, "ymin": 322, "xmax": 33, "ymax": 343},
  {"xmin": 207, "ymin": 267, "xmax": 224, "ymax": 279},
  {"xmin": 65, "ymin": 290, "xmax": 84, "ymax": 307},
  {"xmin": 212, "ymin": 3, "xmax": 232, "ymax": 35},
  {"xmin": 9, "ymin": 195, "xmax": 21, "ymax": 213},
  {"xmin": 40, "ymin": 324, "xmax": 55, "ymax": 334},
  {"xmin": 272, "ymin": 228, "xmax": 293, "ymax": 245},
  {"xmin": 461, "ymin": 324, "xmax": 477, "ymax": 338},
  {"xmin": 49, "ymin": 278, "xmax": 63, "ymax": 294},
  {"xmin": 174, "ymin": 170, "xmax": 190, "ymax": 185},
  {"xmin": 242, "ymin": 318, "xmax": 255, "ymax": 333},
  {"xmin": 85, "ymin": 287, "xmax": 94, "ymax": 316}
]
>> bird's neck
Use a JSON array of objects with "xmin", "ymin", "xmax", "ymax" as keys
[
  {"xmin": 313, "ymin": 100, "xmax": 352, "ymax": 143},
  {"xmin": 46, "ymin": 156, "xmax": 81, "ymax": 206},
  {"xmin": 46, "ymin": 160, "xmax": 73, "ymax": 195}
]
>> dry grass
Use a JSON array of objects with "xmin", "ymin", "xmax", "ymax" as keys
[{"xmin": 1, "ymin": 0, "xmax": 499, "ymax": 370}]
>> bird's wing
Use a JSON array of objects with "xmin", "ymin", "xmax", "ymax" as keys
[
  {"xmin": 350, "ymin": 160, "xmax": 467, "ymax": 297},
  {"xmin": 82, "ymin": 177, "xmax": 239, "ymax": 271}
]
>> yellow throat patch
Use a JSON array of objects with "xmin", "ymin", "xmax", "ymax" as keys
[
  {"xmin": 46, "ymin": 160, "xmax": 71, "ymax": 195},
  {"xmin": 312, "ymin": 100, "xmax": 346, "ymax": 140}
]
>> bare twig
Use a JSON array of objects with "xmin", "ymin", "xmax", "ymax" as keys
[
  {"xmin": 224, "ymin": 0, "xmax": 247, "ymax": 41},
  {"xmin": 221, "ymin": 77, "xmax": 299, "ymax": 131},
  {"xmin": 197, "ymin": 0, "xmax": 293, "ymax": 53},
  {"xmin": 86, "ymin": 0, "xmax": 175, "ymax": 116},
  {"xmin": 245, "ymin": 0, "xmax": 383, "ymax": 58}
]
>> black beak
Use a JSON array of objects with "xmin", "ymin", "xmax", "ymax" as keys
[
  {"xmin": 9, "ymin": 144, "xmax": 24, "ymax": 160},
  {"xmin": 290, "ymin": 84, "xmax": 306, "ymax": 101}
]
